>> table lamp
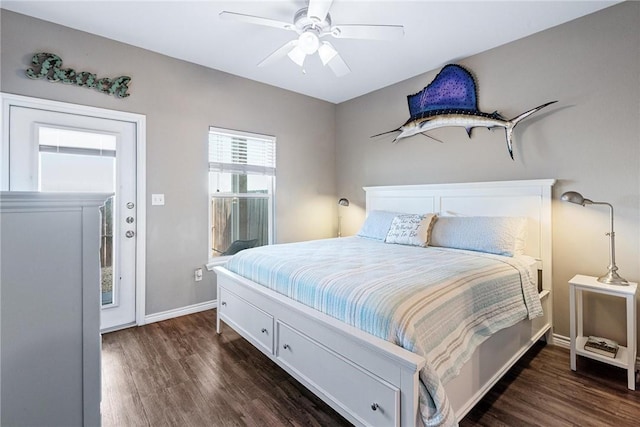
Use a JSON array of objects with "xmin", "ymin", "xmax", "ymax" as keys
[{"xmin": 561, "ymin": 191, "xmax": 628, "ymax": 285}]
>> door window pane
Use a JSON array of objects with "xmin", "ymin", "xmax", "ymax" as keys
[
  {"xmin": 37, "ymin": 126, "xmax": 117, "ymax": 305},
  {"xmin": 38, "ymin": 127, "xmax": 116, "ymax": 192},
  {"xmin": 39, "ymin": 152, "xmax": 115, "ymax": 192}
]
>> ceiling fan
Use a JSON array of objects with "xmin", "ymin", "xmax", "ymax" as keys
[{"xmin": 219, "ymin": 0, "xmax": 404, "ymax": 77}]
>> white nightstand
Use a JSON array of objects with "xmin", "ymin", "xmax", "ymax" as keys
[{"xmin": 569, "ymin": 274, "xmax": 638, "ymax": 390}]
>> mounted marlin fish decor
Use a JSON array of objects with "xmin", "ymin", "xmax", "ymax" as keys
[{"xmin": 374, "ymin": 64, "xmax": 556, "ymax": 159}]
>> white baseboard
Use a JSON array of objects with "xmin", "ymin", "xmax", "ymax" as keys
[
  {"xmin": 144, "ymin": 299, "xmax": 217, "ymax": 325},
  {"xmin": 553, "ymin": 333, "xmax": 639, "ymax": 369},
  {"xmin": 552, "ymin": 333, "xmax": 570, "ymax": 349}
]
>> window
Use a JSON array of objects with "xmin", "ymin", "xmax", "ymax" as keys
[{"xmin": 208, "ymin": 127, "xmax": 275, "ymax": 259}]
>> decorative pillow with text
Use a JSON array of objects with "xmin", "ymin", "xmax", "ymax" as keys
[{"xmin": 385, "ymin": 213, "xmax": 437, "ymax": 247}]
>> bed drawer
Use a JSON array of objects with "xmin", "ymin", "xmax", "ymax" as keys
[
  {"xmin": 277, "ymin": 322, "xmax": 399, "ymax": 427},
  {"xmin": 219, "ymin": 287, "xmax": 274, "ymax": 354}
]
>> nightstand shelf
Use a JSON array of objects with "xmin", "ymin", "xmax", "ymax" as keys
[
  {"xmin": 574, "ymin": 336, "xmax": 629, "ymax": 369},
  {"xmin": 569, "ymin": 274, "xmax": 637, "ymax": 390}
]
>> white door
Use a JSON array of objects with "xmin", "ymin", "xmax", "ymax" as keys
[{"xmin": 8, "ymin": 105, "xmax": 137, "ymax": 331}]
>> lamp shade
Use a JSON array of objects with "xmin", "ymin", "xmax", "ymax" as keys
[
  {"xmin": 561, "ymin": 191, "xmax": 593, "ymax": 206},
  {"xmin": 338, "ymin": 198, "xmax": 349, "ymax": 207},
  {"xmin": 561, "ymin": 191, "xmax": 585, "ymax": 205}
]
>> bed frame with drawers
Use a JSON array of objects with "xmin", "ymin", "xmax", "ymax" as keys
[{"xmin": 215, "ymin": 179, "xmax": 555, "ymax": 426}]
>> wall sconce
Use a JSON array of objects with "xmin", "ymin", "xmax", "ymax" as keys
[
  {"xmin": 561, "ymin": 191, "xmax": 628, "ymax": 285},
  {"xmin": 337, "ymin": 198, "xmax": 349, "ymax": 237}
]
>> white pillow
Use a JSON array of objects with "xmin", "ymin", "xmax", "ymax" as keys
[
  {"xmin": 357, "ymin": 210, "xmax": 403, "ymax": 240},
  {"xmin": 385, "ymin": 213, "xmax": 437, "ymax": 247},
  {"xmin": 429, "ymin": 216, "xmax": 527, "ymax": 256}
]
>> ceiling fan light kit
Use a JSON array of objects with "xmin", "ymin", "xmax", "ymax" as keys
[
  {"xmin": 220, "ymin": 0, "xmax": 404, "ymax": 77},
  {"xmin": 318, "ymin": 43, "xmax": 338, "ymax": 65},
  {"xmin": 287, "ymin": 45, "xmax": 306, "ymax": 67},
  {"xmin": 298, "ymin": 31, "xmax": 320, "ymax": 55}
]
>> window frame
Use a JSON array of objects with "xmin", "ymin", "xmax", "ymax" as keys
[{"xmin": 206, "ymin": 126, "xmax": 276, "ymax": 268}]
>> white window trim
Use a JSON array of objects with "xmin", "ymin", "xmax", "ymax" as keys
[{"xmin": 208, "ymin": 126, "xmax": 274, "ymax": 141}]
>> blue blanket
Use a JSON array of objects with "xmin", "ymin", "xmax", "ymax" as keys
[{"xmin": 226, "ymin": 237, "xmax": 542, "ymax": 426}]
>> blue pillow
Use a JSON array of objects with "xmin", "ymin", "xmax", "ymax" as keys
[
  {"xmin": 357, "ymin": 210, "xmax": 403, "ymax": 240},
  {"xmin": 429, "ymin": 216, "xmax": 527, "ymax": 256}
]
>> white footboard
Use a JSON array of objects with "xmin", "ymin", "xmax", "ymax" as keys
[{"xmin": 216, "ymin": 266, "xmax": 425, "ymax": 427}]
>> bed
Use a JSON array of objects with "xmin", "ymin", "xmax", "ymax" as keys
[{"xmin": 214, "ymin": 179, "xmax": 555, "ymax": 426}]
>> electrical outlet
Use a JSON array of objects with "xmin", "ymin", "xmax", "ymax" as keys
[{"xmin": 194, "ymin": 268, "xmax": 203, "ymax": 282}]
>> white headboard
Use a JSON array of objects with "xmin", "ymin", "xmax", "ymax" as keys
[{"xmin": 363, "ymin": 179, "xmax": 556, "ymax": 287}]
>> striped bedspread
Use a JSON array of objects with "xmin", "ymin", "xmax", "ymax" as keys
[{"xmin": 226, "ymin": 237, "xmax": 542, "ymax": 426}]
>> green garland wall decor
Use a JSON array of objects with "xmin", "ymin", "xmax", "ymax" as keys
[{"xmin": 25, "ymin": 53, "xmax": 131, "ymax": 98}]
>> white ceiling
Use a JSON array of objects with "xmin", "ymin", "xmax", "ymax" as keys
[{"xmin": 2, "ymin": 0, "xmax": 620, "ymax": 104}]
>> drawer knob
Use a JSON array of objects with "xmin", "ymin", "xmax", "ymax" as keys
[
  {"xmin": 371, "ymin": 403, "xmax": 379, "ymax": 411},
  {"xmin": 221, "ymin": 301, "xmax": 227, "ymax": 306},
  {"xmin": 283, "ymin": 344, "xmax": 290, "ymax": 350},
  {"xmin": 261, "ymin": 328, "xmax": 268, "ymax": 334}
]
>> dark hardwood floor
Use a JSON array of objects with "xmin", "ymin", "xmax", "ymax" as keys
[{"xmin": 102, "ymin": 310, "xmax": 640, "ymax": 426}]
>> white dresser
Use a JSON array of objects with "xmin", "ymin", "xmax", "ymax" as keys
[{"xmin": 1, "ymin": 192, "xmax": 109, "ymax": 427}]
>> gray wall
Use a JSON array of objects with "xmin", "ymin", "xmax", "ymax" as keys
[
  {"xmin": 0, "ymin": 10, "xmax": 337, "ymax": 316},
  {"xmin": 2, "ymin": 3, "xmax": 639, "ymax": 345},
  {"xmin": 336, "ymin": 2, "xmax": 640, "ymax": 344}
]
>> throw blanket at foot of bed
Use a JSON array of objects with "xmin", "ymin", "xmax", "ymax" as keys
[{"xmin": 226, "ymin": 237, "xmax": 543, "ymax": 426}]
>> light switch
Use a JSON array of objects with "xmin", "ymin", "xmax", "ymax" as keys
[{"xmin": 151, "ymin": 193, "xmax": 165, "ymax": 206}]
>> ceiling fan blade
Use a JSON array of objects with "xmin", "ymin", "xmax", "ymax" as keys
[
  {"xmin": 331, "ymin": 24, "xmax": 404, "ymax": 40},
  {"xmin": 327, "ymin": 55, "xmax": 350, "ymax": 77},
  {"xmin": 219, "ymin": 11, "xmax": 294, "ymax": 31},
  {"xmin": 287, "ymin": 45, "xmax": 307, "ymax": 67},
  {"xmin": 318, "ymin": 41, "xmax": 338, "ymax": 65},
  {"xmin": 307, "ymin": 0, "xmax": 334, "ymax": 23},
  {"xmin": 258, "ymin": 40, "xmax": 298, "ymax": 67},
  {"xmin": 324, "ymin": 48, "xmax": 350, "ymax": 77}
]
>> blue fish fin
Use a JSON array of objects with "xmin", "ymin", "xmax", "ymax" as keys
[{"xmin": 465, "ymin": 127, "xmax": 473, "ymax": 138}]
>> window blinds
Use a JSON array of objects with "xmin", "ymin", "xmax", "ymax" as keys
[
  {"xmin": 38, "ymin": 126, "xmax": 116, "ymax": 157},
  {"xmin": 208, "ymin": 127, "xmax": 276, "ymax": 176}
]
